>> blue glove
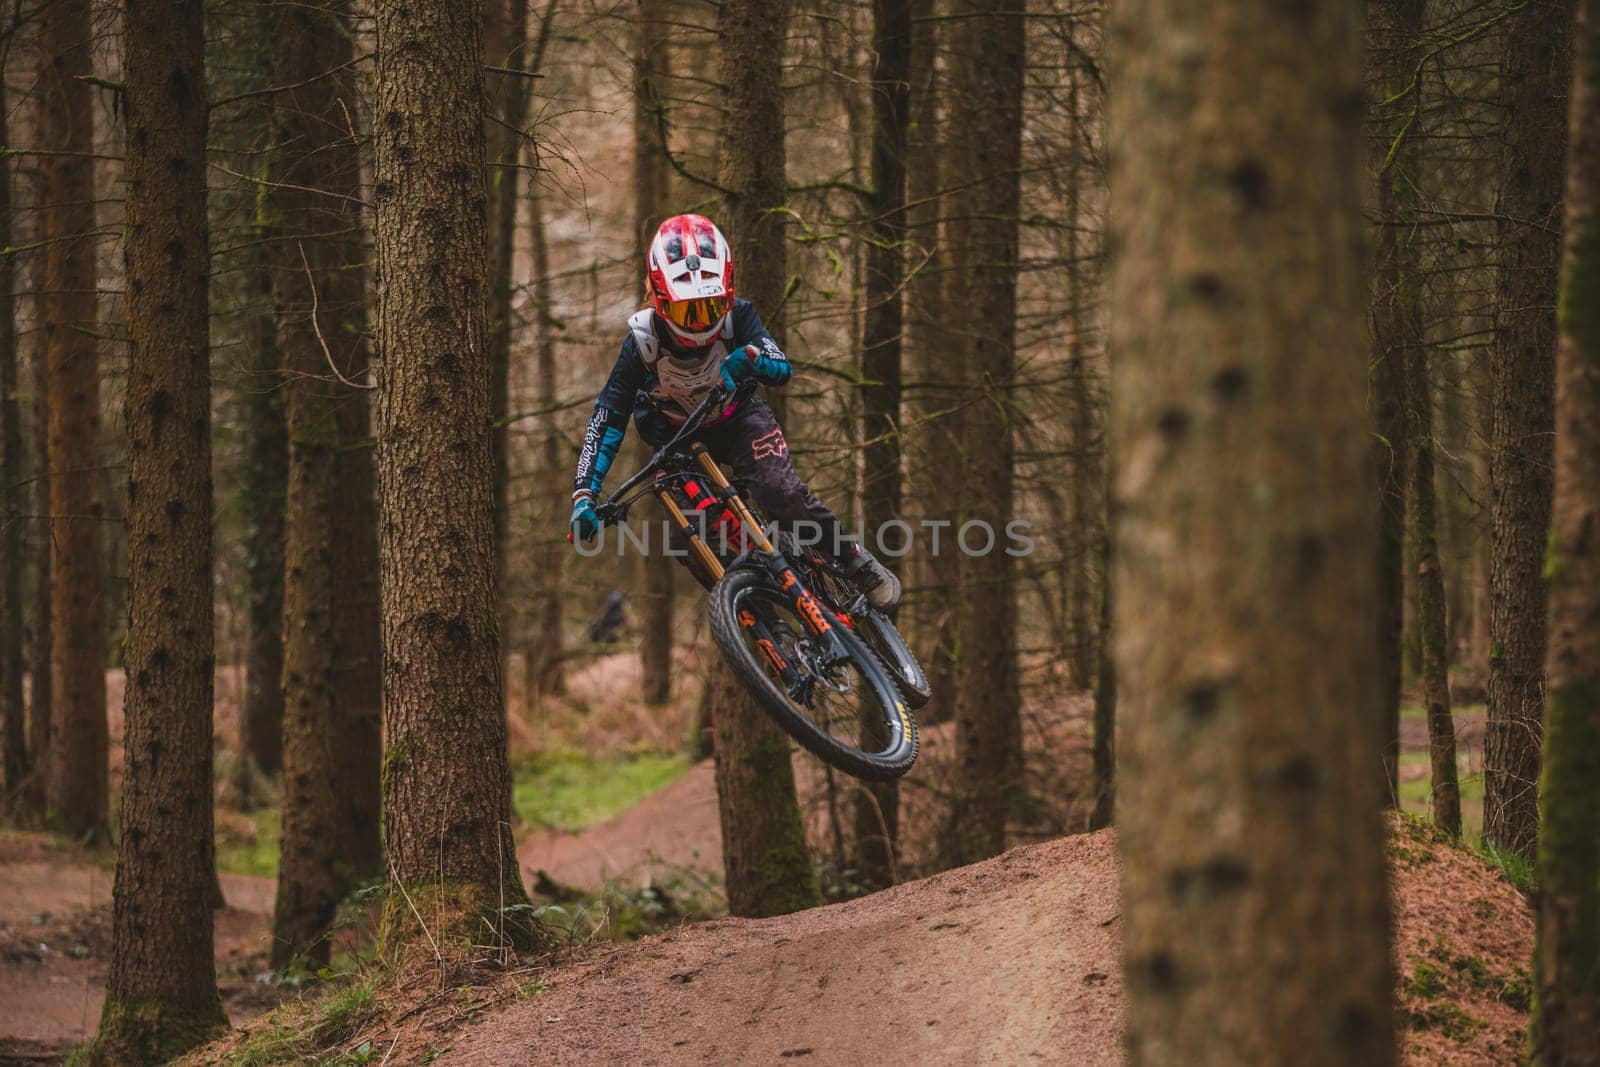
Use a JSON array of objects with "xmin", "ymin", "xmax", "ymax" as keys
[
  {"xmin": 719, "ymin": 345, "xmax": 758, "ymax": 392},
  {"xmin": 570, "ymin": 495, "xmax": 600, "ymax": 544}
]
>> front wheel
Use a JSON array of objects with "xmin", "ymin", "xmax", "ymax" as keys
[{"xmin": 708, "ymin": 566, "xmax": 918, "ymax": 782}]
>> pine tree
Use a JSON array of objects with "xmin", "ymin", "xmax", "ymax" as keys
[
  {"xmin": 0, "ymin": 37, "xmax": 26, "ymax": 800},
  {"xmin": 634, "ymin": 0, "xmax": 674, "ymax": 707},
  {"xmin": 39, "ymin": 0, "xmax": 107, "ymax": 841},
  {"xmin": 1484, "ymin": 0, "xmax": 1576, "ymax": 859},
  {"xmin": 270, "ymin": 0, "xmax": 381, "ymax": 965},
  {"xmin": 373, "ymin": 0, "xmax": 537, "ymax": 952},
  {"xmin": 1107, "ymin": 0, "xmax": 1396, "ymax": 1062},
  {"xmin": 1533, "ymin": 0, "xmax": 1600, "ymax": 1056},
  {"xmin": 239, "ymin": 185, "xmax": 287, "ymax": 787},
  {"xmin": 943, "ymin": 0, "xmax": 1025, "ymax": 867},
  {"xmin": 90, "ymin": 0, "xmax": 228, "ymax": 1058},
  {"xmin": 1367, "ymin": 0, "xmax": 1417, "ymax": 806}
]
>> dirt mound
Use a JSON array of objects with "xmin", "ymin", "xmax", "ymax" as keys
[
  {"xmin": 460, "ymin": 821, "xmax": 1532, "ymax": 1067},
  {"xmin": 460, "ymin": 832, "xmax": 1122, "ymax": 1067}
]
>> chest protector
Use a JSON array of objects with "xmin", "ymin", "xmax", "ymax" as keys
[{"xmin": 629, "ymin": 309, "xmax": 734, "ymax": 420}]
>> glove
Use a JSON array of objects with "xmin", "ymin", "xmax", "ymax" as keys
[
  {"xmin": 719, "ymin": 345, "xmax": 759, "ymax": 392},
  {"xmin": 570, "ymin": 494, "xmax": 601, "ymax": 544}
]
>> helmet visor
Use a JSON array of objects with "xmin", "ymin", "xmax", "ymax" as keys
[{"xmin": 661, "ymin": 294, "xmax": 731, "ymax": 333}]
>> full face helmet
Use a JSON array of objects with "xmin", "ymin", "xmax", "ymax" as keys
[{"xmin": 646, "ymin": 214, "xmax": 735, "ymax": 347}]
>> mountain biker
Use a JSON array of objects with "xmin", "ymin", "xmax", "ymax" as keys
[{"xmin": 569, "ymin": 213, "xmax": 901, "ymax": 609}]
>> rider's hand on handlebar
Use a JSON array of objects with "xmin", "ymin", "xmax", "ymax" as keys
[
  {"xmin": 570, "ymin": 494, "xmax": 601, "ymax": 545},
  {"xmin": 718, "ymin": 344, "xmax": 760, "ymax": 392}
]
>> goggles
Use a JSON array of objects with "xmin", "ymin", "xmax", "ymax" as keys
[{"xmin": 662, "ymin": 293, "xmax": 731, "ymax": 332}]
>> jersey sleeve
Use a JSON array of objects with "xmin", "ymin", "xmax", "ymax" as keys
[
  {"xmin": 731, "ymin": 300, "xmax": 792, "ymax": 386},
  {"xmin": 574, "ymin": 336, "xmax": 646, "ymax": 497}
]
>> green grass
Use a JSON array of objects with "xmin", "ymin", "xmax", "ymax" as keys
[
  {"xmin": 1397, "ymin": 753, "xmax": 1486, "ymax": 841},
  {"xmin": 212, "ymin": 750, "xmax": 687, "ymax": 881},
  {"xmin": 217, "ymin": 807, "xmax": 282, "ymax": 878},
  {"xmin": 512, "ymin": 748, "xmax": 689, "ymax": 833}
]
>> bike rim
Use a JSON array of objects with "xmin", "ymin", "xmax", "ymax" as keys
[{"xmin": 729, "ymin": 583, "xmax": 901, "ymax": 758}]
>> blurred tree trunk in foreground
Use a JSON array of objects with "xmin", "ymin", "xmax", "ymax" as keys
[
  {"xmin": 271, "ymin": 0, "xmax": 381, "ymax": 966},
  {"xmin": 1484, "ymin": 0, "xmax": 1575, "ymax": 860},
  {"xmin": 942, "ymin": 0, "xmax": 1025, "ymax": 869},
  {"xmin": 373, "ymin": 0, "xmax": 537, "ymax": 954},
  {"xmin": 39, "ymin": 0, "xmax": 108, "ymax": 842},
  {"xmin": 91, "ymin": 1, "xmax": 227, "ymax": 1059},
  {"xmin": 1107, "ymin": 1, "xmax": 1396, "ymax": 1063},
  {"xmin": 1533, "ymin": 0, "xmax": 1600, "ymax": 1057}
]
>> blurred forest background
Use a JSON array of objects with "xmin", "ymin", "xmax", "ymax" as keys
[{"xmin": 0, "ymin": 0, "xmax": 1594, "ymax": 1063}]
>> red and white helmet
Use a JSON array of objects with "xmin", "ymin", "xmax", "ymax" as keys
[{"xmin": 647, "ymin": 214, "xmax": 735, "ymax": 346}]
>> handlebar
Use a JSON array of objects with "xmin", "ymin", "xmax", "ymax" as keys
[{"xmin": 566, "ymin": 381, "xmax": 754, "ymax": 543}]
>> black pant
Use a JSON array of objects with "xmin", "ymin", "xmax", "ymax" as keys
[{"xmin": 639, "ymin": 395, "xmax": 847, "ymax": 586}]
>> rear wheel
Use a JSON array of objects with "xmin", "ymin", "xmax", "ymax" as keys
[
  {"xmin": 858, "ymin": 611, "xmax": 931, "ymax": 709},
  {"xmin": 708, "ymin": 566, "xmax": 918, "ymax": 781}
]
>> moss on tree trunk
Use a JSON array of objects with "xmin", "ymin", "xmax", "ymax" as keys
[
  {"xmin": 706, "ymin": 666, "xmax": 821, "ymax": 917},
  {"xmin": 1533, "ymin": 0, "xmax": 1600, "ymax": 1058}
]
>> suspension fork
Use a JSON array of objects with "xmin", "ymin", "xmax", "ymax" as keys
[{"xmin": 690, "ymin": 443, "xmax": 843, "ymax": 648}]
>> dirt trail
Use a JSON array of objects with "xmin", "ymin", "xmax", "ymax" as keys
[
  {"xmin": 454, "ymin": 822, "xmax": 1531, "ymax": 1067},
  {"xmin": 462, "ymin": 833, "xmax": 1121, "ymax": 1066},
  {"xmin": 0, "ymin": 832, "xmax": 277, "ymax": 1062},
  {"xmin": 518, "ymin": 761, "xmax": 724, "ymax": 891}
]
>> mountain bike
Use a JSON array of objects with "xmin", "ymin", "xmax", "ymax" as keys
[{"xmin": 579, "ymin": 384, "xmax": 927, "ymax": 782}]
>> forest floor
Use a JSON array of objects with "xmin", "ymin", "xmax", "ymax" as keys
[{"xmin": 0, "ymin": 657, "xmax": 1528, "ymax": 1066}]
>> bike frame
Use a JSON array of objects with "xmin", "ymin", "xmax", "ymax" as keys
[{"xmin": 594, "ymin": 388, "xmax": 851, "ymax": 678}]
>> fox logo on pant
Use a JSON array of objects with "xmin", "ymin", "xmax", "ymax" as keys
[{"xmin": 751, "ymin": 428, "xmax": 787, "ymax": 461}]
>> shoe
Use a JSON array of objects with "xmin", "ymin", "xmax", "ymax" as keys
[{"xmin": 845, "ymin": 545, "xmax": 901, "ymax": 610}]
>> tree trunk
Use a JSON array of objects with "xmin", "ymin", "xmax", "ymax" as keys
[
  {"xmin": 1533, "ymin": 0, "xmax": 1600, "ymax": 1056},
  {"xmin": 373, "ymin": 0, "xmax": 536, "ymax": 953},
  {"xmin": 487, "ymin": 0, "xmax": 536, "ymax": 675},
  {"xmin": 716, "ymin": 0, "xmax": 790, "ymax": 360},
  {"xmin": 635, "ymin": 0, "xmax": 674, "ymax": 707},
  {"xmin": 1484, "ymin": 0, "xmax": 1575, "ymax": 860},
  {"xmin": 39, "ymin": 0, "xmax": 108, "ymax": 842},
  {"xmin": 0, "ymin": 55, "xmax": 26, "ymax": 800},
  {"xmin": 901, "ymin": 1, "xmax": 954, "ymax": 727},
  {"xmin": 1408, "ymin": 339, "xmax": 1463, "ymax": 837},
  {"xmin": 700, "ymin": 0, "xmax": 817, "ymax": 917},
  {"xmin": 238, "ymin": 184, "xmax": 287, "ymax": 789},
  {"xmin": 1366, "ymin": 0, "xmax": 1418, "ymax": 808},
  {"xmin": 527, "ymin": 181, "xmax": 566, "ymax": 700},
  {"xmin": 1106, "ymin": 1, "xmax": 1396, "ymax": 1063},
  {"xmin": 90, "ymin": 2, "xmax": 228, "ymax": 1058},
  {"xmin": 706, "ymin": 665, "xmax": 820, "ymax": 916},
  {"xmin": 849, "ymin": 0, "xmax": 916, "ymax": 889},
  {"xmin": 270, "ymin": 0, "xmax": 380, "ymax": 966},
  {"xmin": 26, "ymin": 315, "xmax": 52, "ymax": 817},
  {"xmin": 1088, "ymin": 535, "xmax": 1115, "ymax": 831},
  {"xmin": 942, "ymin": 0, "xmax": 1024, "ymax": 868}
]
